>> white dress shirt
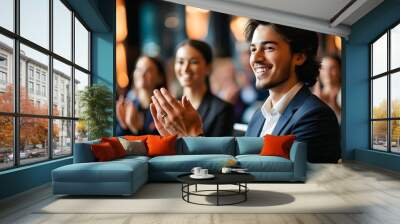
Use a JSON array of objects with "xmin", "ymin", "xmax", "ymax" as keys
[{"xmin": 259, "ymin": 83, "xmax": 304, "ymax": 137}]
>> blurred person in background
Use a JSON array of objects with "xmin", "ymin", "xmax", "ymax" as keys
[
  {"xmin": 313, "ymin": 54, "xmax": 342, "ymax": 122},
  {"xmin": 209, "ymin": 58, "xmax": 242, "ymax": 122},
  {"xmin": 210, "ymin": 58, "xmax": 240, "ymax": 105},
  {"xmin": 150, "ymin": 39, "xmax": 234, "ymax": 137},
  {"xmin": 116, "ymin": 56, "xmax": 167, "ymax": 136}
]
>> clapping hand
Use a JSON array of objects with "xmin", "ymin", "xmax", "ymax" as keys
[
  {"xmin": 116, "ymin": 95, "xmax": 128, "ymax": 129},
  {"xmin": 150, "ymin": 88, "xmax": 203, "ymax": 137},
  {"xmin": 124, "ymin": 101, "xmax": 144, "ymax": 134}
]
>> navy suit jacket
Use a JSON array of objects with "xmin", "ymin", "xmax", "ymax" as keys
[
  {"xmin": 198, "ymin": 91, "xmax": 234, "ymax": 137},
  {"xmin": 246, "ymin": 86, "xmax": 341, "ymax": 163}
]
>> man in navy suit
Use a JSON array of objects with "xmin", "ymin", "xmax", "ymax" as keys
[
  {"xmin": 244, "ymin": 20, "xmax": 340, "ymax": 163},
  {"xmin": 150, "ymin": 19, "xmax": 340, "ymax": 163}
]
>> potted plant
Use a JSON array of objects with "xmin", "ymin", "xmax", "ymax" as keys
[{"xmin": 79, "ymin": 84, "xmax": 113, "ymax": 140}]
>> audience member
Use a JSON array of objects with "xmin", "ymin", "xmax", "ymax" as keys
[
  {"xmin": 116, "ymin": 56, "xmax": 166, "ymax": 136},
  {"xmin": 313, "ymin": 54, "xmax": 342, "ymax": 122},
  {"xmin": 150, "ymin": 39, "xmax": 234, "ymax": 137}
]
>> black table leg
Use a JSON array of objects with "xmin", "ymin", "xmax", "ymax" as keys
[
  {"xmin": 187, "ymin": 184, "xmax": 190, "ymax": 202},
  {"xmin": 245, "ymin": 183, "xmax": 247, "ymax": 201},
  {"xmin": 217, "ymin": 184, "xmax": 219, "ymax": 206}
]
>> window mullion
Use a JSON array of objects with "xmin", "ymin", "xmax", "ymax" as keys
[
  {"xmin": 49, "ymin": 0, "xmax": 53, "ymax": 160},
  {"xmin": 387, "ymin": 30, "xmax": 391, "ymax": 152},
  {"xmin": 370, "ymin": 45, "xmax": 373, "ymax": 149},
  {"xmin": 13, "ymin": 0, "xmax": 20, "ymax": 167},
  {"xmin": 71, "ymin": 11, "xmax": 76, "ymax": 154}
]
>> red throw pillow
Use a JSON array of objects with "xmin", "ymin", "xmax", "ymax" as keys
[
  {"xmin": 101, "ymin": 137, "xmax": 126, "ymax": 158},
  {"xmin": 123, "ymin": 135, "xmax": 149, "ymax": 141},
  {"xmin": 260, "ymin": 134, "xmax": 296, "ymax": 159},
  {"xmin": 91, "ymin": 142, "xmax": 117, "ymax": 161},
  {"xmin": 146, "ymin": 135, "xmax": 177, "ymax": 157}
]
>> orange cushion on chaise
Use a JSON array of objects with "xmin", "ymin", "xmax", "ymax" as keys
[
  {"xmin": 91, "ymin": 142, "xmax": 118, "ymax": 161},
  {"xmin": 101, "ymin": 137, "xmax": 127, "ymax": 158}
]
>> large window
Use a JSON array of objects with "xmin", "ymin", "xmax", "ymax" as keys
[
  {"xmin": 0, "ymin": 0, "xmax": 91, "ymax": 171},
  {"xmin": 370, "ymin": 22, "xmax": 400, "ymax": 154}
]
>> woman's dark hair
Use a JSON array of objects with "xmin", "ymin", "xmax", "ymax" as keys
[
  {"xmin": 244, "ymin": 19, "xmax": 319, "ymax": 87},
  {"xmin": 134, "ymin": 55, "xmax": 167, "ymax": 89},
  {"xmin": 176, "ymin": 39, "xmax": 213, "ymax": 65},
  {"xmin": 176, "ymin": 39, "xmax": 213, "ymax": 89}
]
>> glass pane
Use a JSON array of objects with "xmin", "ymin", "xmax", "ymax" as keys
[
  {"xmin": 372, "ymin": 77, "xmax": 387, "ymax": 119},
  {"xmin": 75, "ymin": 120, "xmax": 88, "ymax": 143},
  {"xmin": 20, "ymin": 117, "xmax": 49, "ymax": 165},
  {"xmin": 53, "ymin": 0, "xmax": 72, "ymax": 60},
  {"xmin": 20, "ymin": 0, "xmax": 49, "ymax": 49},
  {"xmin": 0, "ymin": 116, "xmax": 13, "ymax": 170},
  {"xmin": 391, "ymin": 24, "xmax": 400, "ymax": 70},
  {"xmin": 74, "ymin": 69, "xmax": 89, "ymax": 118},
  {"xmin": 372, "ymin": 33, "xmax": 387, "ymax": 76},
  {"xmin": 0, "ymin": 0, "xmax": 14, "ymax": 31},
  {"xmin": 391, "ymin": 72, "xmax": 400, "ymax": 118},
  {"xmin": 0, "ymin": 34, "xmax": 14, "ymax": 112},
  {"xmin": 53, "ymin": 59, "xmax": 72, "ymax": 116},
  {"xmin": 74, "ymin": 18, "xmax": 89, "ymax": 70},
  {"xmin": 53, "ymin": 119, "xmax": 72, "ymax": 157},
  {"xmin": 20, "ymin": 44, "xmax": 49, "ymax": 115},
  {"xmin": 391, "ymin": 120, "xmax": 400, "ymax": 153},
  {"xmin": 372, "ymin": 121, "xmax": 388, "ymax": 151}
]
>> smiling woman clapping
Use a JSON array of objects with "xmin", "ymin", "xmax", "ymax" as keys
[{"xmin": 150, "ymin": 40, "xmax": 234, "ymax": 137}]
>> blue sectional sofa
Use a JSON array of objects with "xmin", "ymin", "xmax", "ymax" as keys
[{"xmin": 52, "ymin": 137, "xmax": 307, "ymax": 196}]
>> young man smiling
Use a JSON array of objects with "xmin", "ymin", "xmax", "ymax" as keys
[
  {"xmin": 244, "ymin": 20, "xmax": 340, "ymax": 163},
  {"xmin": 150, "ymin": 19, "xmax": 340, "ymax": 163}
]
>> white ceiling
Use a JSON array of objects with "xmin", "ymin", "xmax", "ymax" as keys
[{"xmin": 162, "ymin": 0, "xmax": 384, "ymax": 37}]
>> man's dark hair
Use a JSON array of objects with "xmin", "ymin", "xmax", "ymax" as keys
[{"xmin": 244, "ymin": 19, "xmax": 319, "ymax": 86}]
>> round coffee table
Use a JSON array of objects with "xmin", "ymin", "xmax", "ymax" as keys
[{"xmin": 177, "ymin": 173, "xmax": 255, "ymax": 206}]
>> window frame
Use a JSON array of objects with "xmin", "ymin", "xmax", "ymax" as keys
[
  {"xmin": 370, "ymin": 20, "xmax": 400, "ymax": 154},
  {"xmin": 0, "ymin": 0, "xmax": 92, "ymax": 171}
]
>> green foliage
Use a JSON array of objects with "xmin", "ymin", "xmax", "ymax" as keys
[{"xmin": 79, "ymin": 84, "xmax": 113, "ymax": 140}]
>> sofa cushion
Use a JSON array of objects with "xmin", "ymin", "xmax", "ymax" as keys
[
  {"xmin": 177, "ymin": 137, "xmax": 235, "ymax": 155},
  {"xmin": 260, "ymin": 134, "xmax": 296, "ymax": 159},
  {"xmin": 114, "ymin": 155, "xmax": 150, "ymax": 164},
  {"xmin": 148, "ymin": 154, "xmax": 235, "ymax": 172},
  {"xmin": 52, "ymin": 158, "xmax": 147, "ymax": 183},
  {"xmin": 236, "ymin": 137, "xmax": 263, "ymax": 155},
  {"xmin": 101, "ymin": 137, "xmax": 127, "ymax": 158},
  {"xmin": 73, "ymin": 140, "xmax": 101, "ymax": 163},
  {"xmin": 147, "ymin": 135, "xmax": 177, "ymax": 157},
  {"xmin": 236, "ymin": 155, "xmax": 293, "ymax": 172},
  {"xmin": 91, "ymin": 142, "xmax": 118, "ymax": 161},
  {"xmin": 118, "ymin": 138, "xmax": 147, "ymax": 156},
  {"xmin": 124, "ymin": 135, "xmax": 149, "ymax": 141}
]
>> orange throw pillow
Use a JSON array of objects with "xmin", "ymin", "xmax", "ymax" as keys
[
  {"xmin": 260, "ymin": 134, "xmax": 296, "ymax": 159},
  {"xmin": 101, "ymin": 137, "xmax": 126, "ymax": 158},
  {"xmin": 146, "ymin": 135, "xmax": 177, "ymax": 157},
  {"xmin": 123, "ymin": 135, "xmax": 149, "ymax": 141},
  {"xmin": 91, "ymin": 142, "xmax": 117, "ymax": 161}
]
